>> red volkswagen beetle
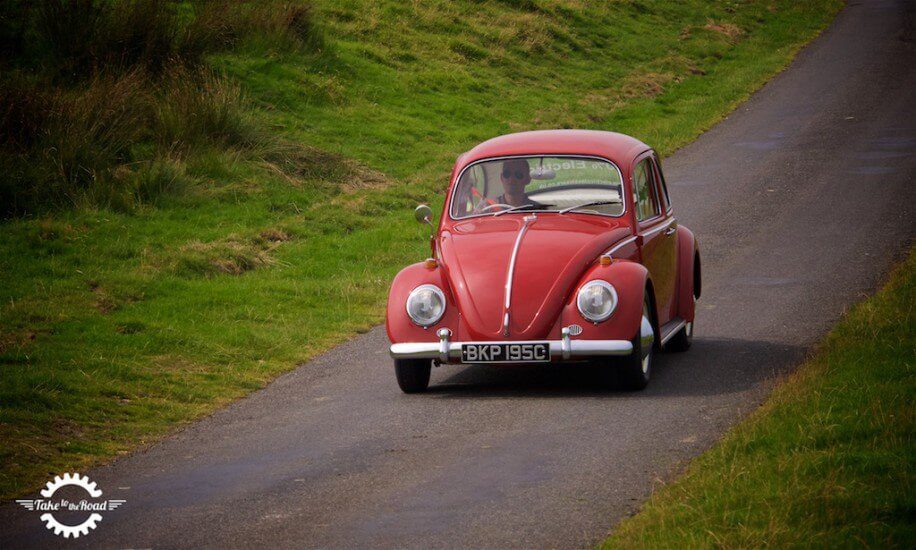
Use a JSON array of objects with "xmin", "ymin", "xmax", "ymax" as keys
[{"xmin": 386, "ymin": 130, "xmax": 701, "ymax": 392}]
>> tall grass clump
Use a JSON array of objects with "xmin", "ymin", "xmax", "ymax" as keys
[
  {"xmin": 0, "ymin": 67, "xmax": 255, "ymax": 214},
  {"xmin": 0, "ymin": 72, "xmax": 150, "ymax": 212},
  {"xmin": 34, "ymin": 0, "xmax": 179, "ymax": 77},
  {"xmin": 189, "ymin": 1, "xmax": 324, "ymax": 54},
  {"xmin": 26, "ymin": 0, "xmax": 323, "ymax": 78},
  {"xmin": 154, "ymin": 67, "xmax": 259, "ymax": 152},
  {"xmin": 0, "ymin": 0, "xmax": 322, "ymax": 217}
]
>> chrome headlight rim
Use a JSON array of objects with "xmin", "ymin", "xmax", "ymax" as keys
[
  {"xmin": 405, "ymin": 284, "xmax": 447, "ymax": 327},
  {"xmin": 576, "ymin": 280, "xmax": 618, "ymax": 323}
]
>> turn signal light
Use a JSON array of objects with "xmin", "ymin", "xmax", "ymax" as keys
[
  {"xmin": 599, "ymin": 254, "xmax": 612, "ymax": 266},
  {"xmin": 425, "ymin": 258, "xmax": 439, "ymax": 269}
]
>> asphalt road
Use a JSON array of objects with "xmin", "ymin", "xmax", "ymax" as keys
[{"xmin": 3, "ymin": 1, "xmax": 915, "ymax": 548}]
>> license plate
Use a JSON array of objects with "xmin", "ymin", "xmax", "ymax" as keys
[{"xmin": 461, "ymin": 342, "xmax": 550, "ymax": 363}]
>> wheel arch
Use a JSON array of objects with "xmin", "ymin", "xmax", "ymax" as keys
[
  {"xmin": 675, "ymin": 225, "xmax": 700, "ymax": 322},
  {"xmin": 561, "ymin": 259, "xmax": 650, "ymax": 342},
  {"xmin": 386, "ymin": 262, "xmax": 458, "ymax": 344}
]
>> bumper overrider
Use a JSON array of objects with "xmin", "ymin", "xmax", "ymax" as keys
[{"xmin": 389, "ymin": 327, "xmax": 634, "ymax": 363}]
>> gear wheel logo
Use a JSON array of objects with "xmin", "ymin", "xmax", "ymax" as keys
[
  {"xmin": 41, "ymin": 472, "xmax": 103, "ymax": 499},
  {"xmin": 15, "ymin": 472, "xmax": 126, "ymax": 539}
]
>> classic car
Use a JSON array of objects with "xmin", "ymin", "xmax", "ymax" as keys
[{"xmin": 386, "ymin": 130, "xmax": 701, "ymax": 392}]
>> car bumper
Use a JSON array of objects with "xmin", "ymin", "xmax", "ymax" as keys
[{"xmin": 389, "ymin": 329, "xmax": 633, "ymax": 363}]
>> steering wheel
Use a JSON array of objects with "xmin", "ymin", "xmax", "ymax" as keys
[{"xmin": 480, "ymin": 203, "xmax": 513, "ymax": 213}]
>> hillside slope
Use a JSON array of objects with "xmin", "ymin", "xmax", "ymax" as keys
[{"xmin": 0, "ymin": 0, "xmax": 842, "ymax": 498}]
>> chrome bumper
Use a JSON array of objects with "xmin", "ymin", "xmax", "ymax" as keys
[{"xmin": 389, "ymin": 328, "xmax": 633, "ymax": 363}]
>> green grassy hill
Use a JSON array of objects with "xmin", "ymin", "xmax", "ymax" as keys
[
  {"xmin": 602, "ymin": 250, "xmax": 915, "ymax": 547},
  {"xmin": 0, "ymin": 0, "xmax": 842, "ymax": 498}
]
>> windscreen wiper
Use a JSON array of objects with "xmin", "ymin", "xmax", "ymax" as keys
[
  {"xmin": 493, "ymin": 203, "xmax": 539, "ymax": 216},
  {"xmin": 558, "ymin": 200, "xmax": 618, "ymax": 214}
]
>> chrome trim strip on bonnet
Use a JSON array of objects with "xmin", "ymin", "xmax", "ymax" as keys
[{"xmin": 503, "ymin": 214, "xmax": 537, "ymax": 336}]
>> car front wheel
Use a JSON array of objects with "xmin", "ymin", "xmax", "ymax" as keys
[
  {"xmin": 617, "ymin": 293, "xmax": 655, "ymax": 390},
  {"xmin": 394, "ymin": 358, "xmax": 431, "ymax": 393}
]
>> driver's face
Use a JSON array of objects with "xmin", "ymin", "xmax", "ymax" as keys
[{"xmin": 500, "ymin": 161, "xmax": 531, "ymax": 196}]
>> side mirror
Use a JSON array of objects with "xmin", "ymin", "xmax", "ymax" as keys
[
  {"xmin": 414, "ymin": 204, "xmax": 437, "ymax": 259},
  {"xmin": 414, "ymin": 204, "xmax": 433, "ymax": 226}
]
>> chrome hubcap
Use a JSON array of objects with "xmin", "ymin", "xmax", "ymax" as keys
[{"xmin": 640, "ymin": 303, "xmax": 654, "ymax": 374}]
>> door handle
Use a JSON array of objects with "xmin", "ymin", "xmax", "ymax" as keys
[{"xmin": 664, "ymin": 227, "xmax": 676, "ymax": 236}]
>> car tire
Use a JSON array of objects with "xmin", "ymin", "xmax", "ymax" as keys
[
  {"xmin": 394, "ymin": 358, "xmax": 431, "ymax": 393},
  {"xmin": 617, "ymin": 293, "xmax": 655, "ymax": 391},
  {"xmin": 666, "ymin": 297, "xmax": 695, "ymax": 352}
]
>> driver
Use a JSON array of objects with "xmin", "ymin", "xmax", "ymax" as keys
[{"xmin": 497, "ymin": 159, "xmax": 544, "ymax": 208}]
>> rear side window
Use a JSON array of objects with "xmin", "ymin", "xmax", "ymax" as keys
[
  {"xmin": 632, "ymin": 159, "xmax": 661, "ymax": 221},
  {"xmin": 652, "ymin": 154, "xmax": 671, "ymax": 211}
]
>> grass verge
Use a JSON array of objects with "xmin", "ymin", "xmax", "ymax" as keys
[
  {"xmin": 1, "ymin": 0, "xmax": 843, "ymax": 499},
  {"xmin": 603, "ymin": 250, "xmax": 916, "ymax": 548}
]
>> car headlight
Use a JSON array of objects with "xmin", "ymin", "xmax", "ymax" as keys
[
  {"xmin": 406, "ymin": 284, "xmax": 446, "ymax": 327},
  {"xmin": 576, "ymin": 280, "xmax": 618, "ymax": 323}
]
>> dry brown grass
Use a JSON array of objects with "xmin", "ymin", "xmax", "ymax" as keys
[
  {"xmin": 704, "ymin": 20, "xmax": 746, "ymax": 41},
  {"xmin": 161, "ymin": 228, "xmax": 301, "ymax": 278},
  {"xmin": 579, "ymin": 71, "xmax": 679, "ymax": 111}
]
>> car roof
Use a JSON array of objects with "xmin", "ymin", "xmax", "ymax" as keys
[{"xmin": 457, "ymin": 130, "xmax": 651, "ymax": 172}]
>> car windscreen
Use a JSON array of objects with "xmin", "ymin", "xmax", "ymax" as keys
[{"xmin": 450, "ymin": 156, "xmax": 624, "ymax": 219}]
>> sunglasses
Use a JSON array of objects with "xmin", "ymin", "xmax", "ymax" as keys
[{"xmin": 502, "ymin": 169, "xmax": 528, "ymax": 179}]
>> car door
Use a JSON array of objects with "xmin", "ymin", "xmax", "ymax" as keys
[{"xmin": 632, "ymin": 154, "xmax": 678, "ymax": 326}]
